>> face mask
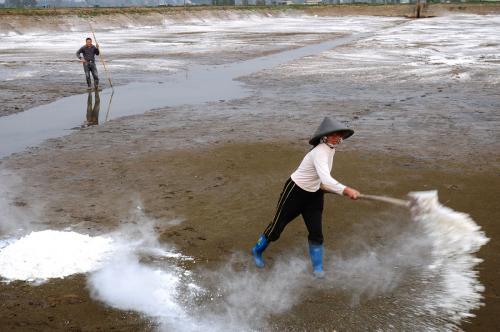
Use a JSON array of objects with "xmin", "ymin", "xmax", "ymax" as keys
[{"xmin": 322, "ymin": 136, "xmax": 342, "ymax": 149}]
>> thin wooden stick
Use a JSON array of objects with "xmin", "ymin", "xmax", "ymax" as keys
[
  {"xmin": 88, "ymin": 21, "xmax": 113, "ymax": 90},
  {"xmin": 358, "ymin": 194, "xmax": 409, "ymax": 208}
]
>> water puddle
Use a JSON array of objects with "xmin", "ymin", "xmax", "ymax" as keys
[{"xmin": 0, "ymin": 26, "xmax": 403, "ymax": 159}]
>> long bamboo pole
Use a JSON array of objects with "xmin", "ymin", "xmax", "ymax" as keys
[{"xmin": 88, "ymin": 21, "xmax": 113, "ymax": 90}]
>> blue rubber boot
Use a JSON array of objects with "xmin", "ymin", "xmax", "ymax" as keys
[
  {"xmin": 251, "ymin": 234, "xmax": 269, "ymax": 268},
  {"xmin": 309, "ymin": 242, "xmax": 325, "ymax": 278}
]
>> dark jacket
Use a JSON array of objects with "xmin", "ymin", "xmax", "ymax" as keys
[{"xmin": 76, "ymin": 45, "xmax": 100, "ymax": 62}]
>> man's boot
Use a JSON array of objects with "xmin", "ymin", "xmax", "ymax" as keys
[
  {"xmin": 86, "ymin": 78, "xmax": 92, "ymax": 90},
  {"xmin": 94, "ymin": 79, "xmax": 99, "ymax": 90},
  {"xmin": 309, "ymin": 242, "xmax": 325, "ymax": 278},
  {"xmin": 251, "ymin": 234, "xmax": 268, "ymax": 268}
]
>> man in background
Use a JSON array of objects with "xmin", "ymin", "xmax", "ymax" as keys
[{"xmin": 76, "ymin": 37, "xmax": 100, "ymax": 90}]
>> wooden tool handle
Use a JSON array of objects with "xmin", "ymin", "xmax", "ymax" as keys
[{"xmin": 358, "ymin": 194, "xmax": 409, "ymax": 207}]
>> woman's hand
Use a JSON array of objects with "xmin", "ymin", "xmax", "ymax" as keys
[{"xmin": 343, "ymin": 187, "xmax": 360, "ymax": 200}]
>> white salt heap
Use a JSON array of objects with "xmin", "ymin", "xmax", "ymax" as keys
[{"xmin": 0, "ymin": 230, "xmax": 114, "ymax": 282}]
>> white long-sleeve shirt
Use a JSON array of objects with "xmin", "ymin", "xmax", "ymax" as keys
[{"xmin": 290, "ymin": 143, "xmax": 346, "ymax": 195}]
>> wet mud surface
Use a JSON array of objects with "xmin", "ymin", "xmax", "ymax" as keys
[
  {"xmin": 1, "ymin": 9, "xmax": 499, "ymax": 332},
  {"xmin": 1, "ymin": 138, "xmax": 499, "ymax": 330}
]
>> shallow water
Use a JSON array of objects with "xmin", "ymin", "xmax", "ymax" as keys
[
  {"xmin": 1, "ymin": 14, "xmax": 498, "ymax": 162},
  {"xmin": 0, "ymin": 25, "xmax": 401, "ymax": 159}
]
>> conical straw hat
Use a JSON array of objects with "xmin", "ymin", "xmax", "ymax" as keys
[{"xmin": 309, "ymin": 117, "xmax": 354, "ymax": 146}]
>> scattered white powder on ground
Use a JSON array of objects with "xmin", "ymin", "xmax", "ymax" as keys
[
  {"xmin": 0, "ymin": 191, "xmax": 489, "ymax": 330},
  {"xmin": 0, "ymin": 230, "xmax": 115, "ymax": 282}
]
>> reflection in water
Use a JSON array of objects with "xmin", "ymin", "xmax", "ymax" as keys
[
  {"xmin": 83, "ymin": 90, "xmax": 100, "ymax": 127},
  {"xmin": 104, "ymin": 90, "xmax": 114, "ymax": 122}
]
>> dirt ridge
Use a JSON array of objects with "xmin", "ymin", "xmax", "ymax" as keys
[{"xmin": 1, "ymin": 4, "xmax": 500, "ymax": 34}]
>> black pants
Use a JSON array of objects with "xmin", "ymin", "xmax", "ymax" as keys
[
  {"xmin": 263, "ymin": 178, "xmax": 324, "ymax": 245},
  {"xmin": 83, "ymin": 61, "xmax": 99, "ymax": 87}
]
